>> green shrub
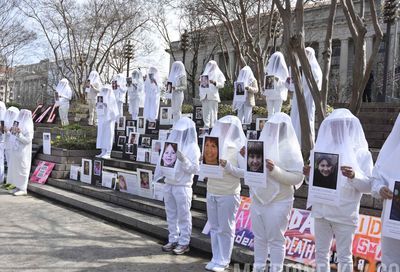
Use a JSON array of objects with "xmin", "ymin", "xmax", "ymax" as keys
[
  {"xmin": 182, "ymin": 103, "xmax": 193, "ymax": 114},
  {"xmin": 51, "ymin": 126, "xmax": 96, "ymax": 150},
  {"xmin": 6, "ymin": 102, "xmax": 21, "ymax": 109},
  {"xmin": 219, "ymin": 82, "xmax": 234, "ymax": 101},
  {"xmin": 218, "ymin": 104, "xmax": 235, "ymax": 118},
  {"xmin": 253, "ymin": 106, "xmax": 267, "ymax": 116}
]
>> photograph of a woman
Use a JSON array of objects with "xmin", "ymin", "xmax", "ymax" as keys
[
  {"xmin": 390, "ymin": 181, "xmax": 400, "ymax": 221},
  {"xmin": 203, "ymin": 136, "xmax": 219, "ymax": 165},
  {"xmin": 119, "ymin": 175, "xmax": 127, "ymax": 191},
  {"xmin": 140, "ymin": 171, "xmax": 150, "ymax": 189},
  {"xmin": 246, "ymin": 141, "xmax": 264, "ymax": 173},
  {"xmin": 313, "ymin": 152, "xmax": 339, "ymax": 190},
  {"xmin": 161, "ymin": 142, "xmax": 178, "ymax": 168}
]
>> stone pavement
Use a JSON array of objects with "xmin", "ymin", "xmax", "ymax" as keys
[{"xmin": 0, "ymin": 190, "xmax": 211, "ymax": 272}]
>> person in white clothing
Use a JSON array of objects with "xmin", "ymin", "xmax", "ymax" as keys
[
  {"xmin": 154, "ymin": 117, "xmax": 200, "ymax": 255},
  {"xmin": 199, "ymin": 61, "xmax": 226, "ymax": 128},
  {"xmin": 86, "ymin": 70, "xmax": 102, "ymax": 126},
  {"xmin": 371, "ymin": 113, "xmax": 400, "ymax": 269},
  {"xmin": 232, "ymin": 66, "xmax": 258, "ymax": 124},
  {"xmin": 167, "ymin": 61, "xmax": 187, "ymax": 124},
  {"xmin": 264, "ymin": 52, "xmax": 289, "ymax": 118},
  {"xmin": 247, "ymin": 113, "xmax": 304, "ymax": 272},
  {"xmin": 128, "ymin": 69, "xmax": 145, "ymax": 120},
  {"xmin": 291, "ymin": 47, "xmax": 322, "ymax": 144},
  {"xmin": 112, "ymin": 74, "xmax": 127, "ymax": 117},
  {"xmin": 0, "ymin": 102, "xmax": 7, "ymax": 184},
  {"xmin": 205, "ymin": 115, "xmax": 246, "ymax": 272},
  {"xmin": 304, "ymin": 109, "xmax": 373, "ymax": 272},
  {"xmin": 96, "ymin": 85, "xmax": 120, "ymax": 159},
  {"xmin": 55, "ymin": 78, "xmax": 73, "ymax": 126},
  {"xmin": 143, "ymin": 67, "xmax": 161, "ymax": 122},
  {"xmin": 3, "ymin": 107, "xmax": 19, "ymax": 168},
  {"xmin": 5, "ymin": 109, "xmax": 34, "ymax": 196}
]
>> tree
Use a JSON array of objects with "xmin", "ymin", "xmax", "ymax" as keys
[{"xmin": 20, "ymin": 0, "xmax": 151, "ymax": 100}]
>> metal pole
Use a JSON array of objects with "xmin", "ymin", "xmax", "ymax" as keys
[
  {"xmin": 381, "ymin": 22, "xmax": 392, "ymax": 102},
  {"xmin": 392, "ymin": 20, "xmax": 398, "ymax": 98},
  {"xmin": 126, "ymin": 58, "xmax": 130, "ymax": 78}
]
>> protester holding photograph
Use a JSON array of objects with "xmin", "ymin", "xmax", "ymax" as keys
[
  {"xmin": 86, "ymin": 70, "xmax": 102, "ymax": 126},
  {"xmin": 264, "ymin": 52, "xmax": 289, "ymax": 119},
  {"xmin": 291, "ymin": 47, "xmax": 322, "ymax": 144},
  {"xmin": 143, "ymin": 67, "xmax": 161, "ymax": 122},
  {"xmin": 128, "ymin": 69, "xmax": 145, "ymax": 120},
  {"xmin": 313, "ymin": 154, "xmax": 338, "ymax": 190},
  {"xmin": 96, "ymin": 85, "xmax": 120, "ymax": 159},
  {"xmin": 154, "ymin": 117, "xmax": 200, "ymax": 255},
  {"xmin": 168, "ymin": 61, "xmax": 187, "ymax": 124},
  {"xmin": 204, "ymin": 115, "xmax": 246, "ymax": 272},
  {"xmin": 243, "ymin": 113, "xmax": 304, "ymax": 272},
  {"xmin": 0, "ymin": 102, "xmax": 6, "ymax": 184},
  {"xmin": 161, "ymin": 143, "xmax": 178, "ymax": 168},
  {"xmin": 371, "ymin": 113, "xmax": 400, "ymax": 267},
  {"xmin": 199, "ymin": 61, "xmax": 226, "ymax": 128},
  {"xmin": 113, "ymin": 74, "xmax": 127, "ymax": 117},
  {"xmin": 203, "ymin": 137, "xmax": 219, "ymax": 166},
  {"xmin": 304, "ymin": 109, "xmax": 373, "ymax": 272},
  {"xmin": 55, "ymin": 78, "xmax": 73, "ymax": 126},
  {"xmin": 5, "ymin": 110, "xmax": 33, "ymax": 196},
  {"xmin": 232, "ymin": 66, "xmax": 258, "ymax": 124}
]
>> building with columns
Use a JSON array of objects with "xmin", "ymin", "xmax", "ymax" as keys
[{"xmin": 168, "ymin": 1, "xmax": 400, "ymax": 103}]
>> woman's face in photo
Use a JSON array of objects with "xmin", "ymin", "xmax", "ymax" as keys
[
  {"xmin": 318, "ymin": 159, "xmax": 333, "ymax": 177},
  {"xmin": 163, "ymin": 144, "xmax": 177, "ymax": 167},
  {"xmin": 248, "ymin": 153, "xmax": 262, "ymax": 172},
  {"xmin": 204, "ymin": 139, "xmax": 218, "ymax": 164},
  {"xmin": 119, "ymin": 177, "xmax": 127, "ymax": 190}
]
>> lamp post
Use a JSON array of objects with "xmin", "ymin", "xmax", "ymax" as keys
[
  {"xmin": 380, "ymin": 0, "xmax": 399, "ymax": 102},
  {"xmin": 180, "ymin": 29, "xmax": 190, "ymax": 65},
  {"xmin": 124, "ymin": 40, "xmax": 134, "ymax": 78}
]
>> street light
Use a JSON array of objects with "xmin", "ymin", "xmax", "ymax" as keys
[
  {"xmin": 180, "ymin": 29, "xmax": 190, "ymax": 65},
  {"xmin": 380, "ymin": 0, "xmax": 399, "ymax": 102},
  {"xmin": 124, "ymin": 40, "xmax": 134, "ymax": 78}
]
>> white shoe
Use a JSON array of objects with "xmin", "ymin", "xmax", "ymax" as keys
[
  {"xmin": 205, "ymin": 262, "xmax": 215, "ymax": 271},
  {"xmin": 101, "ymin": 152, "xmax": 111, "ymax": 159},
  {"xmin": 13, "ymin": 190, "xmax": 27, "ymax": 196},
  {"xmin": 210, "ymin": 263, "xmax": 229, "ymax": 272}
]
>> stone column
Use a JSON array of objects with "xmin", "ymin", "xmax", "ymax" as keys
[
  {"xmin": 318, "ymin": 42, "xmax": 325, "ymax": 65},
  {"xmin": 366, "ymin": 36, "xmax": 374, "ymax": 60},
  {"xmin": 339, "ymin": 38, "xmax": 349, "ymax": 96},
  {"xmin": 228, "ymin": 50, "xmax": 235, "ymax": 80}
]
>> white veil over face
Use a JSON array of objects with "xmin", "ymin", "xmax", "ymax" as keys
[
  {"xmin": 315, "ymin": 109, "xmax": 370, "ymax": 175},
  {"xmin": 259, "ymin": 112, "xmax": 303, "ymax": 172},
  {"xmin": 4, "ymin": 107, "xmax": 19, "ymax": 129},
  {"xmin": 265, "ymin": 51, "xmax": 289, "ymax": 81},
  {"xmin": 116, "ymin": 74, "xmax": 127, "ymax": 90},
  {"xmin": 374, "ymin": 113, "xmax": 400, "ymax": 180},
  {"xmin": 305, "ymin": 47, "xmax": 322, "ymax": 89},
  {"xmin": 0, "ymin": 101, "xmax": 6, "ymax": 121},
  {"xmin": 210, "ymin": 115, "xmax": 246, "ymax": 157},
  {"xmin": 132, "ymin": 69, "xmax": 144, "ymax": 85},
  {"xmin": 55, "ymin": 78, "xmax": 73, "ymax": 100},
  {"xmin": 99, "ymin": 85, "xmax": 120, "ymax": 121},
  {"xmin": 168, "ymin": 61, "xmax": 186, "ymax": 86},
  {"xmin": 202, "ymin": 60, "xmax": 226, "ymax": 83},
  {"xmin": 237, "ymin": 66, "xmax": 256, "ymax": 87},
  {"xmin": 145, "ymin": 67, "xmax": 161, "ymax": 88},
  {"xmin": 16, "ymin": 109, "xmax": 34, "ymax": 136},
  {"xmin": 88, "ymin": 70, "xmax": 102, "ymax": 87}
]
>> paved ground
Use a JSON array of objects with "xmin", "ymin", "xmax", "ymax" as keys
[{"xmin": 0, "ymin": 190, "xmax": 211, "ymax": 272}]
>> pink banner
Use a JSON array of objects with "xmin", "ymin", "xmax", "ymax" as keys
[{"xmin": 30, "ymin": 161, "xmax": 55, "ymax": 184}]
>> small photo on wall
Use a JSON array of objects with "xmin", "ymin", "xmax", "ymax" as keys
[
  {"xmin": 246, "ymin": 130, "xmax": 258, "ymax": 140},
  {"xmin": 195, "ymin": 107, "xmax": 203, "ymax": 120},
  {"xmin": 147, "ymin": 121, "xmax": 157, "ymax": 130},
  {"xmin": 137, "ymin": 117, "xmax": 146, "ymax": 134},
  {"xmin": 81, "ymin": 159, "xmax": 92, "ymax": 184},
  {"xmin": 125, "ymin": 143, "xmax": 134, "ymax": 154},
  {"xmin": 126, "ymin": 120, "xmax": 137, "ymax": 127},
  {"xmin": 140, "ymin": 136, "xmax": 152, "ymax": 148},
  {"xmin": 128, "ymin": 132, "xmax": 139, "ymax": 145},
  {"xmin": 93, "ymin": 160, "xmax": 102, "ymax": 176},
  {"xmin": 138, "ymin": 169, "xmax": 152, "ymax": 190},
  {"xmin": 117, "ymin": 136, "xmax": 126, "ymax": 147},
  {"xmin": 126, "ymin": 126, "xmax": 136, "ymax": 136},
  {"xmin": 117, "ymin": 116, "xmax": 126, "ymax": 131},
  {"xmin": 256, "ymin": 118, "xmax": 268, "ymax": 131}
]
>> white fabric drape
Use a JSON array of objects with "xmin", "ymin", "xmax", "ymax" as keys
[
  {"xmin": 143, "ymin": 66, "xmax": 161, "ymax": 121},
  {"xmin": 232, "ymin": 66, "xmax": 256, "ymax": 111},
  {"xmin": 128, "ymin": 69, "xmax": 145, "ymax": 119}
]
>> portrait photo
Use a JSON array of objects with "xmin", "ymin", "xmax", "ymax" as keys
[
  {"xmin": 138, "ymin": 117, "xmax": 145, "ymax": 128},
  {"xmin": 117, "ymin": 136, "xmax": 126, "ymax": 147},
  {"xmin": 246, "ymin": 130, "xmax": 258, "ymax": 140},
  {"xmin": 235, "ymin": 82, "xmax": 245, "ymax": 96},
  {"xmin": 161, "ymin": 142, "xmax": 178, "ymax": 168},
  {"xmin": 200, "ymin": 75, "xmax": 209, "ymax": 88},
  {"xmin": 12, "ymin": 120, "xmax": 19, "ymax": 128},
  {"xmin": 264, "ymin": 75, "xmax": 275, "ymax": 90},
  {"xmin": 256, "ymin": 118, "xmax": 268, "ymax": 131},
  {"xmin": 138, "ymin": 170, "xmax": 151, "ymax": 189},
  {"xmin": 141, "ymin": 136, "xmax": 152, "ymax": 148},
  {"xmin": 126, "ymin": 120, "xmax": 137, "ymax": 127},
  {"xmin": 198, "ymin": 128, "xmax": 209, "ymax": 138},
  {"xmin": 126, "ymin": 77, "xmax": 132, "ymax": 86},
  {"xmin": 246, "ymin": 141, "xmax": 264, "ymax": 173},
  {"xmin": 117, "ymin": 116, "xmax": 126, "ymax": 131},
  {"xmin": 118, "ymin": 175, "xmax": 128, "ymax": 191},
  {"xmin": 126, "ymin": 126, "xmax": 136, "ymax": 137},
  {"xmin": 125, "ymin": 143, "xmax": 134, "ymax": 154},
  {"xmin": 97, "ymin": 96, "xmax": 103, "ymax": 103},
  {"xmin": 81, "ymin": 159, "xmax": 92, "ymax": 184},
  {"xmin": 195, "ymin": 107, "xmax": 203, "ymax": 120},
  {"xmin": 202, "ymin": 136, "xmax": 219, "ymax": 166},
  {"xmin": 147, "ymin": 121, "xmax": 157, "ymax": 130},
  {"xmin": 161, "ymin": 107, "xmax": 169, "ymax": 120},
  {"xmin": 312, "ymin": 152, "xmax": 339, "ymax": 190},
  {"xmin": 93, "ymin": 160, "xmax": 102, "ymax": 176},
  {"xmin": 152, "ymin": 140, "xmax": 162, "ymax": 154},
  {"xmin": 390, "ymin": 181, "xmax": 400, "ymax": 221},
  {"xmin": 166, "ymin": 81, "xmax": 173, "ymax": 93},
  {"xmin": 128, "ymin": 132, "xmax": 138, "ymax": 145}
]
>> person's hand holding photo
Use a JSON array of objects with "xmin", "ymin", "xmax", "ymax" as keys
[
  {"xmin": 340, "ymin": 166, "xmax": 355, "ymax": 179},
  {"xmin": 380, "ymin": 186, "xmax": 394, "ymax": 199},
  {"xmin": 266, "ymin": 159, "xmax": 275, "ymax": 172},
  {"xmin": 219, "ymin": 159, "xmax": 227, "ymax": 168}
]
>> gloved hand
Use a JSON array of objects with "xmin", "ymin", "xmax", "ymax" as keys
[{"xmin": 177, "ymin": 150, "xmax": 186, "ymax": 162}]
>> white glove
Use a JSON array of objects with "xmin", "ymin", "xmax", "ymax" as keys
[{"xmin": 177, "ymin": 150, "xmax": 185, "ymax": 162}]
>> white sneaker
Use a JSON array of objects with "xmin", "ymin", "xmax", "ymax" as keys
[
  {"xmin": 205, "ymin": 262, "xmax": 215, "ymax": 271},
  {"xmin": 210, "ymin": 263, "xmax": 229, "ymax": 272},
  {"xmin": 13, "ymin": 190, "xmax": 27, "ymax": 196},
  {"xmin": 101, "ymin": 153, "xmax": 111, "ymax": 159}
]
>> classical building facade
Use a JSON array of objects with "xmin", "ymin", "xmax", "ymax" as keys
[{"xmin": 169, "ymin": 1, "xmax": 400, "ymax": 102}]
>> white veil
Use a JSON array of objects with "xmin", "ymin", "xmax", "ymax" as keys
[
  {"xmin": 168, "ymin": 61, "xmax": 186, "ymax": 87},
  {"xmin": 305, "ymin": 47, "xmax": 322, "ymax": 89},
  {"xmin": 4, "ymin": 107, "xmax": 19, "ymax": 129},
  {"xmin": 55, "ymin": 78, "xmax": 73, "ymax": 100},
  {"xmin": 0, "ymin": 101, "xmax": 6, "ymax": 121},
  {"xmin": 202, "ymin": 60, "xmax": 226, "ymax": 83},
  {"xmin": 265, "ymin": 51, "xmax": 289, "ymax": 81},
  {"xmin": 99, "ymin": 85, "xmax": 120, "ymax": 121}
]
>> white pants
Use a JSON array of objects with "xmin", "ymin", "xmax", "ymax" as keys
[
  {"xmin": 88, "ymin": 99, "xmax": 97, "ymax": 126},
  {"xmin": 207, "ymin": 193, "xmax": 241, "ymax": 266},
  {"xmin": 0, "ymin": 144, "xmax": 4, "ymax": 183},
  {"xmin": 117, "ymin": 101, "xmax": 124, "ymax": 118},
  {"xmin": 381, "ymin": 236, "xmax": 400, "ymax": 269},
  {"xmin": 129, "ymin": 98, "xmax": 140, "ymax": 120},
  {"xmin": 251, "ymin": 200, "xmax": 292, "ymax": 272},
  {"xmin": 266, "ymin": 99, "xmax": 283, "ymax": 119},
  {"xmin": 202, "ymin": 99, "xmax": 218, "ymax": 128},
  {"xmin": 172, "ymin": 91, "xmax": 184, "ymax": 124},
  {"xmin": 58, "ymin": 103, "xmax": 70, "ymax": 126},
  {"xmin": 237, "ymin": 104, "xmax": 253, "ymax": 124},
  {"xmin": 163, "ymin": 184, "xmax": 192, "ymax": 245},
  {"xmin": 314, "ymin": 218, "xmax": 356, "ymax": 272}
]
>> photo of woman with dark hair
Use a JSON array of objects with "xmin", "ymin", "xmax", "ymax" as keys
[
  {"xmin": 313, "ymin": 153, "xmax": 339, "ymax": 190},
  {"xmin": 203, "ymin": 136, "xmax": 219, "ymax": 165},
  {"xmin": 246, "ymin": 141, "xmax": 263, "ymax": 173}
]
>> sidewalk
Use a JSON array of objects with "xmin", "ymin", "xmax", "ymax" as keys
[{"xmin": 0, "ymin": 190, "xmax": 210, "ymax": 272}]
